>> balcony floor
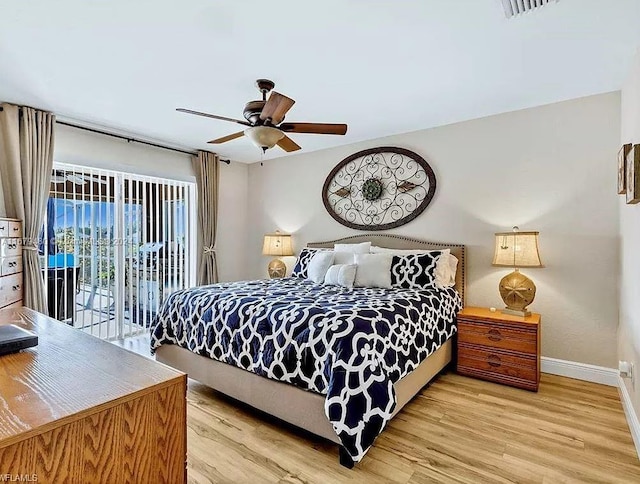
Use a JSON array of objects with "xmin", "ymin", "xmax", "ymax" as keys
[{"xmin": 53, "ymin": 284, "xmax": 151, "ymax": 340}]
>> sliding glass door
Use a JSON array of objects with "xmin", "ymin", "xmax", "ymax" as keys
[{"xmin": 44, "ymin": 163, "xmax": 196, "ymax": 340}]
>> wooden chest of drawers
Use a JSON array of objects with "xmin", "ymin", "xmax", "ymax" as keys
[
  {"xmin": 0, "ymin": 308, "xmax": 187, "ymax": 483},
  {"xmin": 0, "ymin": 218, "xmax": 23, "ymax": 310},
  {"xmin": 457, "ymin": 307, "xmax": 541, "ymax": 391}
]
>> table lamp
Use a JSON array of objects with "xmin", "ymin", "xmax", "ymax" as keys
[
  {"xmin": 492, "ymin": 227, "xmax": 542, "ymax": 317},
  {"xmin": 262, "ymin": 231, "xmax": 293, "ymax": 278}
]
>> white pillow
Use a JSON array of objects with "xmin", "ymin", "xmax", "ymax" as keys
[
  {"xmin": 445, "ymin": 254, "xmax": 458, "ymax": 286},
  {"xmin": 353, "ymin": 253, "xmax": 392, "ymax": 288},
  {"xmin": 371, "ymin": 246, "xmax": 457, "ymax": 288},
  {"xmin": 334, "ymin": 242, "xmax": 371, "ymax": 265},
  {"xmin": 334, "ymin": 242, "xmax": 371, "ymax": 253},
  {"xmin": 333, "ymin": 252, "xmax": 355, "ymax": 265},
  {"xmin": 324, "ymin": 264, "xmax": 357, "ymax": 289},
  {"xmin": 307, "ymin": 252, "xmax": 335, "ymax": 284},
  {"xmin": 370, "ymin": 246, "xmax": 435, "ymax": 255}
]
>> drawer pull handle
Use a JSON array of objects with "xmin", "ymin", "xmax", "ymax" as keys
[
  {"xmin": 487, "ymin": 329, "xmax": 502, "ymax": 341},
  {"xmin": 12, "ymin": 227, "xmax": 18, "ymax": 231},
  {"xmin": 0, "ymin": 227, "xmax": 4, "ymax": 231},
  {"xmin": 8, "ymin": 262, "xmax": 16, "ymax": 267},
  {"xmin": 12, "ymin": 285, "xmax": 20, "ymax": 291},
  {"xmin": 487, "ymin": 354, "xmax": 501, "ymax": 367}
]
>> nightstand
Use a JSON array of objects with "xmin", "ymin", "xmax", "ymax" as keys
[{"xmin": 456, "ymin": 307, "xmax": 540, "ymax": 391}]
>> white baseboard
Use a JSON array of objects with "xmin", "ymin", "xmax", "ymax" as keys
[
  {"xmin": 618, "ymin": 376, "xmax": 640, "ymax": 460},
  {"xmin": 541, "ymin": 356, "xmax": 618, "ymax": 387}
]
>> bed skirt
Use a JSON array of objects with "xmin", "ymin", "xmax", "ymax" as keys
[{"xmin": 155, "ymin": 338, "xmax": 452, "ymax": 444}]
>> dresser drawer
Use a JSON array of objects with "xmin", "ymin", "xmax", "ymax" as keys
[
  {"xmin": 0, "ymin": 220, "xmax": 8, "ymax": 237},
  {"xmin": 8, "ymin": 221, "xmax": 22, "ymax": 238},
  {"xmin": 458, "ymin": 320, "xmax": 537, "ymax": 355},
  {"xmin": 458, "ymin": 344, "xmax": 537, "ymax": 382},
  {"xmin": 0, "ymin": 256, "xmax": 22, "ymax": 276},
  {"xmin": 0, "ymin": 239, "xmax": 22, "ymax": 257},
  {"xmin": 0, "ymin": 273, "xmax": 23, "ymax": 308}
]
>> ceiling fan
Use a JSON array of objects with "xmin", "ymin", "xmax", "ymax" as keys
[{"xmin": 176, "ymin": 79, "xmax": 348, "ymax": 153}]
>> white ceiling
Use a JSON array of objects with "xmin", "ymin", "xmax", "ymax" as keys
[{"xmin": 1, "ymin": 0, "xmax": 639, "ymax": 163}]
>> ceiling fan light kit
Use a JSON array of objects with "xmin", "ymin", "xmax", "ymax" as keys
[
  {"xmin": 177, "ymin": 79, "xmax": 348, "ymax": 154},
  {"xmin": 244, "ymin": 126, "xmax": 284, "ymax": 152}
]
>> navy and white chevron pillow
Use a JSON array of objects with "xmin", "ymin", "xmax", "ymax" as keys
[{"xmin": 390, "ymin": 251, "xmax": 442, "ymax": 289}]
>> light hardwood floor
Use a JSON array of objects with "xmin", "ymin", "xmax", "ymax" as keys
[{"xmin": 186, "ymin": 373, "xmax": 640, "ymax": 483}]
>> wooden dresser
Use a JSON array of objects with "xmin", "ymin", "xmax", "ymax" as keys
[
  {"xmin": 457, "ymin": 307, "xmax": 541, "ymax": 391},
  {"xmin": 0, "ymin": 308, "xmax": 187, "ymax": 483},
  {"xmin": 0, "ymin": 218, "xmax": 23, "ymax": 309}
]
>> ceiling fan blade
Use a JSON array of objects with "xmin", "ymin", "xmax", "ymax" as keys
[
  {"xmin": 277, "ymin": 135, "xmax": 302, "ymax": 153},
  {"xmin": 84, "ymin": 175, "xmax": 108, "ymax": 185},
  {"xmin": 66, "ymin": 174, "xmax": 88, "ymax": 186},
  {"xmin": 260, "ymin": 92, "xmax": 295, "ymax": 125},
  {"xmin": 176, "ymin": 108, "xmax": 251, "ymax": 127},
  {"xmin": 279, "ymin": 123, "xmax": 347, "ymax": 135},
  {"xmin": 207, "ymin": 131, "xmax": 245, "ymax": 144}
]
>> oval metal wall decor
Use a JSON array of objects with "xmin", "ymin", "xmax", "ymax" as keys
[{"xmin": 322, "ymin": 146, "xmax": 437, "ymax": 231}]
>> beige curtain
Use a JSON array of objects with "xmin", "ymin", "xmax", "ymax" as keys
[
  {"xmin": 0, "ymin": 104, "xmax": 55, "ymax": 312},
  {"xmin": 192, "ymin": 151, "xmax": 220, "ymax": 285}
]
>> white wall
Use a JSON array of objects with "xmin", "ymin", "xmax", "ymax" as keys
[
  {"xmin": 619, "ymin": 49, "xmax": 640, "ymax": 423},
  {"xmin": 217, "ymin": 161, "xmax": 249, "ymax": 282},
  {"xmin": 0, "ymin": 165, "xmax": 4, "ymax": 216},
  {"xmin": 248, "ymin": 92, "xmax": 621, "ymax": 368}
]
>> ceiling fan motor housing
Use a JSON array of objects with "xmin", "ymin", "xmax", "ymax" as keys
[{"xmin": 243, "ymin": 100, "xmax": 266, "ymax": 125}]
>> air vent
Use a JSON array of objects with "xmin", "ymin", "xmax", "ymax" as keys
[{"xmin": 501, "ymin": 0, "xmax": 558, "ymax": 18}]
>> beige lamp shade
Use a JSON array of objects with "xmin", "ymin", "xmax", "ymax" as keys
[
  {"xmin": 493, "ymin": 230, "xmax": 542, "ymax": 268},
  {"xmin": 262, "ymin": 232, "xmax": 294, "ymax": 257}
]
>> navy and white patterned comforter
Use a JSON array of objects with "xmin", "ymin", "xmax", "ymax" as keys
[{"xmin": 151, "ymin": 278, "xmax": 461, "ymax": 463}]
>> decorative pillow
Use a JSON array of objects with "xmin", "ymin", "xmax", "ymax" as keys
[
  {"xmin": 292, "ymin": 248, "xmax": 324, "ymax": 278},
  {"xmin": 371, "ymin": 246, "xmax": 434, "ymax": 255},
  {"xmin": 438, "ymin": 254, "xmax": 458, "ymax": 287},
  {"xmin": 353, "ymin": 253, "xmax": 393, "ymax": 289},
  {"xmin": 324, "ymin": 264, "xmax": 357, "ymax": 289},
  {"xmin": 390, "ymin": 251, "xmax": 443, "ymax": 289},
  {"xmin": 333, "ymin": 252, "xmax": 355, "ymax": 265},
  {"xmin": 334, "ymin": 242, "xmax": 371, "ymax": 253},
  {"xmin": 333, "ymin": 242, "xmax": 371, "ymax": 265},
  {"xmin": 372, "ymin": 246, "xmax": 456, "ymax": 288},
  {"xmin": 307, "ymin": 252, "xmax": 335, "ymax": 284}
]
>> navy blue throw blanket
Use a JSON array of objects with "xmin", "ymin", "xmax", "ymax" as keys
[{"xmin": 151, "ymin": 278, "xmax": 461, "ymax": 462}]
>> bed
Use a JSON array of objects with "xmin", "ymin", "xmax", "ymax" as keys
[{"xmin": 152, "ymin": 234, "xmax": 466, "ymax": 467}]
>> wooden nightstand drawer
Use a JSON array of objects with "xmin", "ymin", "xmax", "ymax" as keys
[
  {"xmin": 458, "ymin": 344, "xmax": 537, "ymax": 382},
  {"xmin": 458, "ymin": 321, "xmax": 537, "ymax": 355},
  {"xmin": 457, "ymin": 307, "xmax": 541, "ymax": 392}
]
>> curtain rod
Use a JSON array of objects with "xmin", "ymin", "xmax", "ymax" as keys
[
  {"xmin": 57, "ymin": 120, "xmax": 231, "ymax": 164},
  {"xmin": 0, "ymin": 106, "xmax": 230, "ymax": 164}
]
